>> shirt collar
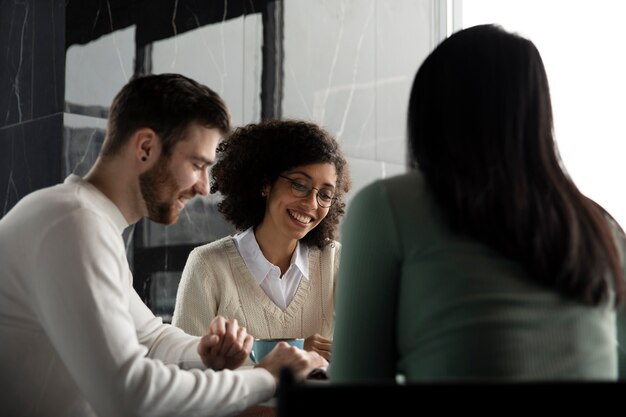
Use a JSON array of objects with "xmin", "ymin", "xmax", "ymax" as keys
[
  {"xmin": 64, "ymin": 174, "xmax": 130, "ymax": 234},
  {"xmin": 233, "ymin": 227, "xmax": 309, "ymax": 283},
  {"xmin": 293, "ymin": 241, "xmax": 309, "ymax": 279}
]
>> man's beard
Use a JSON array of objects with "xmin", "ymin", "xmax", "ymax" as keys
[{"xmin": 139, "ymin": 157, "xmax": 184, "ymax": 225}]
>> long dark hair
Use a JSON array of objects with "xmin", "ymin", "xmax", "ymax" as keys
[{"xmin": 408, "ymin": 24, "xmax": 624, "ymax": 306}]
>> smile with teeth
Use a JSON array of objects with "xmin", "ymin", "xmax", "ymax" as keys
[{"xmin": 288, "ymin": 209, "xmax": 312, "ymax": 224}]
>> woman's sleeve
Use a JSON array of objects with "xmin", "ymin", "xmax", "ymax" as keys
[
  {"xmin": 331, "ymin": 180, "xmax": 402, "ymax": 383},
  {"xmin": 172, "ymin": 248, "xmax": 218, "ymax": 336}
]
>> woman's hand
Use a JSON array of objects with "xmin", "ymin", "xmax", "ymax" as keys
[
  {"xmin": 255, "ymin": 342, "xmax": 328, "ymax": 382},
  {"xmin": 304, "ymin": 333, "xmax": 332, "ymax": 361}
]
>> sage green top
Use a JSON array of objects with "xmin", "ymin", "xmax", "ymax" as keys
[{"xmin": 332, "ymin": 171, "xmax": 621, "ymax": 382}]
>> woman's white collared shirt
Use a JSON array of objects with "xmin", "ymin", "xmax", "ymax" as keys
[{"xmin": 233, "ymin": 227, "xmax": 309, "ymax": 310}]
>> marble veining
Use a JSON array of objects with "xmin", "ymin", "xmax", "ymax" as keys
[
  {"xmin": 106, "ymin": 0, "xmax": 129, "ymax": 80},
  {"xmin": 50, "ymin": 1, "xmax": 59, "ymax": 119},
  {"xmin": 6, "ymin": 0, "xmax": 29, "ymax": 124},
  {"xmin": 3, "ymin": 170, "xmax": 17, "ymax": 216},
  {"xmin": 318, "ymin": 1, "xmax": 346, "ymax": 125},
  {"xmin": 336, "ymin": 0, "xmax": 374, "ymax": 139},
  {"xmin": 219, "ymin": 0, "xmax": 229, "ymax": 82}
]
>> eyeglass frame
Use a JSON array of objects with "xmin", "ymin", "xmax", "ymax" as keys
[{"xmin": 277, "ymin": 174, "xmax": 337, "ymax": 208}]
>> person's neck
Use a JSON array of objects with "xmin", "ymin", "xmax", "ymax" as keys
[
  {"xmin": 254, "ymin": 224, "xmax": 297, "ymax": 276},
  {"xmin": 84, "ymin": 157, "xmax": 144, "ymax": 225}
]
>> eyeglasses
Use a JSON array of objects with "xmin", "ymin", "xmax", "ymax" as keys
[{"xmin": 278, "ymin": 175, "xmax": 336, "ymax": 208}]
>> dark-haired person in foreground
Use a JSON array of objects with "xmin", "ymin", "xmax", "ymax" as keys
[
  {"xmin": 173, "ymin": 120, "xmax": 351, "ymax": 362},
  {"xmin": 0, "ymin": 73, "xmax": 325, "ymax": 417},
  {"xmin": 331, "ymin": 24, "xmax": 626, "ymax": 382}
]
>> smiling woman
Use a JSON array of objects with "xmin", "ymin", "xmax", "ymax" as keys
[{"xmin": 172, "ymin": 119, "xmax": 351, "ymax": 362}]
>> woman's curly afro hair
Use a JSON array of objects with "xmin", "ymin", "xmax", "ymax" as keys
[{"xmin": 210, "ymin": 119, "xmax": 351, "ymax": 248}]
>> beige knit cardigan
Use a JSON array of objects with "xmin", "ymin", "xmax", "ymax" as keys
[{"xmin": 172, "ymin": 236, "xmax": 340, "ymax": 341}]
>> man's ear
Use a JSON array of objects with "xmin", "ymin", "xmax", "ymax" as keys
[{"xmin": 132, "ymin": 128, "xmax": 160, "ymax": 163}]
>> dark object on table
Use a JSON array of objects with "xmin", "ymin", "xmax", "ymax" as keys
[{"xmin": 277, "ymin": 368, "xmax": 624, "ymax": 417}]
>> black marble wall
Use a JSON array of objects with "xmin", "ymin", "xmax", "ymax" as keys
[{"xmin": 1, "ymin": 0, "xmax": 65, "ymax": 214}]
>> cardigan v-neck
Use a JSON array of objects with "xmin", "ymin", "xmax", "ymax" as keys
[{"xmin": 172, "ymin": 236, "xmax": 341, "ymax": 342}]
